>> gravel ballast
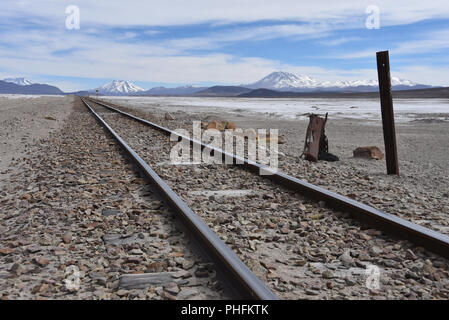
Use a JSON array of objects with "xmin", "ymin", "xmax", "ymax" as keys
[
  {"xmin": 0, "ymin": 97, "xmax": 227, "ymax": 300},
  {"xmin": 88, "ymin": 98, "xmax": 449, "ymax": 300}
]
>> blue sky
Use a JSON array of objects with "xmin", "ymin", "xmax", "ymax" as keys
[{"xmin": 1, "ymin": 1, "xmax": 449, "ymax": 91}]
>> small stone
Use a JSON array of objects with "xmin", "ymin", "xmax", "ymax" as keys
[
  {"xmin": 34, "ymin": 257, "xmax": 49, "ymax": 267},
  {"xmin": 260, "ymin": 261, "xmax": 276, "ymax": 271},
  {"xmin": 169, "ymin": 252, "xmax": 184, "ymax": 258},
  {"xmin": 405, "ymin": 249, "xmax": 417, "ymax": 260},
  {"xmin": 62, "ymin": 232, "xmax": 72, "ymax": 244},
  {"xmin": 182, "ymin": 260, "xmax": 194, "ymax": 270},
  {"xmin": 165, "ymin": 113, "xmax": 175, "ymax": 121},
  {"xmin": 369, "ymin": 289, "xmax": 381, "ymax": 296},
  {"xmin": 126, "ymin": 256, "xmax": 142, "ymax": 264},
  {"xmin": 382, "ymin": 259, "xmax": 398, "ymax": 268},
  {"xmin": 130, "ymin": 249, "xmax": 144, "ymax": 255},
  {"xmin": 22, "ymin": 194, "xmax": 31, "ymax": 200},
  {"xmin": 32, "ymin": 283, "xmax": 49, "ymax": 294},
  {"xmin": 309, "ymin": 213, "xmax": 324, "ymax": 220},
  {"xmin": 0, "ymin": 248, "xmax": 14, "ymax": 255},
  {"xmin": 369, "ymin": 246, "xmax": 383, "ymax": 256},
  {"xmin": 339, "ymin": 251, "xmax": 354, "ymax": 267},
  {"xmin": 172, "ymin": 270, "xmax": 191, "ymax": 279},
  {"xmin": 116, "ymin": 289, "xmax": 129, "ymax": 297},
  {"xmin": 10, "ymin": 263, "xmax": 22, "ymax": 276},
  {"xmin": 177, "ymin": 288, "xmax": 198, "ymax": 300},
  {"xmin": 174, "ymin": 257, "xmax": 185, "ymax": 265},
  {"xmin": 359, "ymin": 233, "xmax": 372, "ymax": 241},
  {"xmin": 322, "ymin": 270, "xmax": 334, "ymax": 279},
  {"xmin": 294, "ymin": 259, "xmax": 307, "ymax": 266},
  {"xmin": 194, "ymin": 269, "xmax": 209, "ymax": 278},
  {"xmin": 161, "ymin": 290, "xmax": 177, "ymax": 300},
  {"xmin": 90, "ymin": 272, "xmax": 107, "ymax": 286},
  {"xmin": 102, "ymin": 208, "xmax": 121, "ymax": 216},
  {"xmin": 345, "ymin": 277, "xmax": 356, "ymax": 286},
  {"xmin": 147, "ymin": 261, "xmax": 167, "ymax": 273},
  {"xmin": 27, "ymin": 246, "xmax": 41, "ymax": 253},
  {"xmin": 164, "ymin": 282, "xmax": 180, "ymax": 295},
  {"xmin": 305, "ymin": 289, "xmax": 319, "ymax": 296}
]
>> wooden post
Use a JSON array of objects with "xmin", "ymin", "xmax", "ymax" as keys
[{"xmin": 376, "ymin": 50, "xmax": 399, "ymax": 175}]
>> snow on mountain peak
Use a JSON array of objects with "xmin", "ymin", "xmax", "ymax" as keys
[
  {"xmin": 96, "ymin": 80, "xmax": 145, "ymax": 94},
  {"xmin": 3, "ymin": 77, "xmax": 34, "ymax": 86},
  {"xmin": 248, "ymin": 71, "xmax": 319, "ymax": 89},
  {"xmin": 247, "ymin": 71, "xmax": 425, "ymax": 91}
]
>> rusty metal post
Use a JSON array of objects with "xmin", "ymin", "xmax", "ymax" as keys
[{"xmin": 376, "ymin": 51, "xmax": 399, "ymax": 175}]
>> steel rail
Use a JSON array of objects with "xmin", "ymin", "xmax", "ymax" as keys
[
  {"xmin": 80, "ymin": 97, "xmax": 278, "ymax": 300},
  {"xmin": 87, "ymin": 97, "xmax": 449, "ymax": 259}
]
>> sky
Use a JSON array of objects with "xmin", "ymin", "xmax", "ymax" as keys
[{"xmin": 0, "ymin": 1, "xmax": 449, "ymax": 92}]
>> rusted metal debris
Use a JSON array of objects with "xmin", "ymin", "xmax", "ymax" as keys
[{"xmin": 302, "ymin": 113, "xmax": 338, "ymax": 162}]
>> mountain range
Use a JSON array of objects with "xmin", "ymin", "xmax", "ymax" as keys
[
  {"xmin": 243, "ymin": 71, "xmax": 431, "ymax": 92},
  {"xmin": 0, "ymin": 72, "xmax": 438, "ymax": 96},
  {"xmin": 0, "ymin": 78, "xmax": 63, "ymax": 95}
]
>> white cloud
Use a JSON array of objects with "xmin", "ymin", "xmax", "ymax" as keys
[
  {"xmin": 317, "ymin": 37, "xmax": 362, "ymax": 46},
  {"xmin": 1, "ymin": 1, "xmax": 448, "ymax": 88},
  {"xmin": 392, "ymin": 29, "xmax": 449, "ymax": 55},
  {"xmin": 2, "ymin": 1, "xmax": 449, "ymax": 27},
  {"xmin": 337, "ymin": 28, "xmax": 449, "ymax": 59},
  {"xmin": 166, "ymin": 23, "xmax": 332, "ymax": 51}
]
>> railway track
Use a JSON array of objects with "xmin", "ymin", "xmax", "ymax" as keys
[
  {"xmin": 82, "ymin": 97, "xmax": 449, "ymax": 299},
  {"xmin": 81, "ymin": 97, "xmax": 277, "ymax": 300},
  {"xmin": 86, "ymin": 97, "xmax": 449, "ymax": 258}
]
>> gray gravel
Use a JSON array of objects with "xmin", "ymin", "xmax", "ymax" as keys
[
  {"xmin": 0, "ymin": 98, "xmax": 228, "ymax": 300},
  {"xmin": 90, "ymin": 99, "xmax": 449, "ymax": 300}
]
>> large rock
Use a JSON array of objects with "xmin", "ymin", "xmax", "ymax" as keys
[
  {"xmin": 206, "ymin": 120, "xmax": 224, "ymax": 131},
  {"xmin": 205, "ymin": 120, "xmax": 237, "ymax": 131},
  {"xmin": 226, "ymin": 122, "xmax": 236, "ymax": 130},
  {"xmin": 353, "ymin": 146, "xmax": 384, "ymax": 160}
]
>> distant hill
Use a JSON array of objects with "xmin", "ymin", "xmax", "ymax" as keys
[
  {"xmin": 0, "ymin": 80, "xmax": 63, "ymax": 95},
  {"xmin": 194, "ymin": 86, "xmax": 252, "ymax": 96},
  {"xmin": 64, "ymin": 90, "xmax": 91, "ymax": 96},
  {"xmin": 141, "ymin": 85, "xmax": 206, "ymax": 96},
  {"xmin": 239, "ymin": 86, "xmax": 449, "ymax": 99}
]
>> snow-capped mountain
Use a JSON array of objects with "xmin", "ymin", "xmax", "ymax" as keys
[
  {"xmin": 94, "ymin": 80, "xmax": 145, "ymax": 95},
  {"xmin": 247, "ymin": 72, "xmax": 319, "ymax": 89},
  {"xmin": 3, "ymin": 77, "xmax": 34, "ymax": 86},
  {"xmin": 246, "ymin": 71, "xmax": 430, "ymax": 92}
]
